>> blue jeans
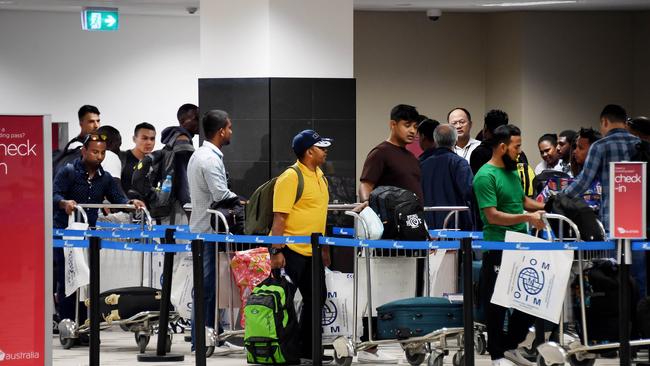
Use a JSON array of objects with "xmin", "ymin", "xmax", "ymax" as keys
[{"xmin": 191, "ymin": 242, "xmax": 223, "ymax": 349}]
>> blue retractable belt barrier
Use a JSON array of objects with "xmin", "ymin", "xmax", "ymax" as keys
[
  {"xmin": 332, "ymin": 227, "xmax": 355, "ymax": 237},
  {"xmin": 53, "ymin": 239, "xmax": 89, "ymax": 248},
  {"xmin": 318, "ymin": 236, "xmax": 460, "ymax": 250},
  {"xmin": 632, "ymin": 242, "xmax": 650, "ymax": 251},
  {"xmin": 429, "ymin": 230, "xmax": 483, "ymax": 239},
  {"xmin": 174, "ymin": 232, "xmax": 311, "ymax": 245},
  {"xmin": 95, "ymin": 222, "xmax": 143, "ymax": 230},
  {"xmin": 153, "ymin": 225, "xmax": 190, "ymax": 232},
  {"xmin": 53, "ymin": 239, "xmax": 192, "ymax": 252},
  {"xmin": 53, "ymin": 229, "xmax": 167, "ymax": 239},
  {"xmin": 473, "ymin": 240, "xmax": 615, "ymax": 250}
]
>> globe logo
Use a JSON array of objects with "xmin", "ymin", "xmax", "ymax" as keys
[
  {"xmin": 321, "ymin": 300, "xmax": 337, "ymax": 326},
  {"xmin": 517, "ymin": 267, "xmax": 545, "ymax": 295}
]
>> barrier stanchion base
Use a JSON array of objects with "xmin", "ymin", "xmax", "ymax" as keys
[{"xmin": 137, "ymin": 353, "xmax": 185, "ymax": 362}]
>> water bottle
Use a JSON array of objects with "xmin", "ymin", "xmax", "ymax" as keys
[{"xmin": 159, "ymin": 175, "xmax": 172, "ymax": 202}]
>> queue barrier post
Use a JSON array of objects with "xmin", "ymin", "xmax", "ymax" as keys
[
  {"xmin": 89, "ymin": 236, "xmax": 101, "ymax": 366},
  {"xmin": 311, "ymin": 233, "xmax": 323, "ymax": 365},
  {"xmin": 192, "ymin": 239, "xmax": 207, "ymax": 366},
  {"xmin": 461, "ymin": 237, "xmax": 475, "ymax": 366},
  {"xmin": 619, "ymin": 239, "xmax": 631, "ymax": 366}
]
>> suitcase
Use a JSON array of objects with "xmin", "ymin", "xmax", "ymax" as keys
[
  {"xmin": 376, "ymin": 297, "xmax": 463, "ymax": 340},
  {"xmin": 85, "ymin": 286, "xmax": 168, "ymax": 323}
]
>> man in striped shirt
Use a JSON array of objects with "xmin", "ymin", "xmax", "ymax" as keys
[{"xmin": 563, "ymin": 104, "xmax": 640, "ymax": 230}]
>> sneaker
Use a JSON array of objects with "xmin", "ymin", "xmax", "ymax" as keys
[
  {"xmin": 504, "ymin": 349, "xmax": 536, "ymax": 366},
  {"xmin": 213, "ymin": 341, "xmax": 245, "ymax": 355},
  {"xmin": 492, "ymin": 358, "xmax": 517, "ymax": 366},
  {"xmin": 357, "ymin": 349, "xmax": 398, "ymax": 364}
]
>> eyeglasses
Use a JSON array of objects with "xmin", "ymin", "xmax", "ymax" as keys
[{"xmin": 449, "ymin": 119, "xmax": 469, "ymax": 126}]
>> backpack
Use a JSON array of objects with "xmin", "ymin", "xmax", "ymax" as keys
[
  {"xmin": 128, "ymin": 142, "xmax": 193, "ymax": 219},
  {"xmin": 244, "ymin": 166, "xmax": 305, "ymax": 235},
  {"xmin": 244, "ymin": 271, "xmax": 300, "ymax": 364},
  {"xmin": 631, "ymin": 140, "xmax": 650, "ymax": 231},
  {"xmin": 368, "ymin": 186, "xmax": 428, "ymax": 240},
  {"xmin": 517, "ymin": 162, "xmax": 535, "ymax": 197},
  {"xmin": 53, "ymin": 138, "xmax": 82, "ymax": 176},
  {"xmin": 544, "ymin": 193, "xmax": 604, "ymax": 241}
]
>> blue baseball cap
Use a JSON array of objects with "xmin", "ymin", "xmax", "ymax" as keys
[{"xmin": 292, "ymin": 129, "xmax": 333, "ymax": 156}]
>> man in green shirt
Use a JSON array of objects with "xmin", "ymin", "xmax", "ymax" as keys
[{"xmin": 474, "ymin": 124, "xmax": 546, "ymax": 366}]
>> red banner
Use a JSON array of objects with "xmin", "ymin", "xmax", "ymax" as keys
[
  {"xmin": 610, "ymin": 161, "xmax": 647, "ymax": 239},
  {"xmin": 0, "ymin": 115, "xmax": 47, "ymax": 364}
]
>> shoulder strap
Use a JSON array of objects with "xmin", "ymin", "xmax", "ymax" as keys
[{"xmin": 288, "ymin": 165, "xmax": 304, "ymax": 204}]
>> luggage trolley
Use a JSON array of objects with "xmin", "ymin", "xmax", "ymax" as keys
[
  {"xmin": 332, "ymin": 206, "xmax": 470, "ymax": 366},
  {"xmin": 58, "ymin": 204, "xmax": 181, "ymax": 353},
  {"xmin": 533, "ymin": 214, "xmax": 650, "ymax": 366}
]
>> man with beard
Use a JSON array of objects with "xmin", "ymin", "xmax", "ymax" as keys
[
  {"xmin": 53, "ymin": 134, "xmax": 145, "ymax": 326},
  {"xmin": 473, "ymin": 125, "xmax": 546, "ymax": 366},
  {"xmin": 187, "ymin": 110, "xmax": 243, "ymax": 353}
]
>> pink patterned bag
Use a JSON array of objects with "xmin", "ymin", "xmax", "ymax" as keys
[{"xmin": 230, "ymin": 247, "xmax": 271, "ymax": 327}]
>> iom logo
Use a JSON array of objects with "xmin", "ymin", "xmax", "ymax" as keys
[
  {"xmin": 517, "ymin": 267, "xmax": 545, "ymax": 295},
  {"xmin": 321, "ymin": 299, "xmax": 338, "ymax": 326},
  {"xmin": 405, "ymin": 214, "xmax": 422, "ymax": 229}
]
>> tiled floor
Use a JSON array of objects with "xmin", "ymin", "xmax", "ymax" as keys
[{"xmin": 52, "ymin": 329, "xmax": 625, "ymax": 366}]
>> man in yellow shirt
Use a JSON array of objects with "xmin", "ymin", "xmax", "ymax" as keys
[{"xmin": 269, "ymin": 129, "xmax": 332, "ymax": 362}]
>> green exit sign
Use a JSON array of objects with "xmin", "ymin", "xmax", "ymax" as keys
[{"xmin": 81, "ymin": 7, "xmax": 119, "ymax": 31}]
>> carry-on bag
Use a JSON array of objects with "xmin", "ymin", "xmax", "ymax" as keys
[
  {"xmin": 376, "ymin": 297, "xmax": 463, "ymax": 340},
  {"xmin": 88, "ymin": 286, "xmax": 167, "ymax": 323},
  {"xmin": 244, "ymin": 271, "xmax": 300, "ymax": 364}
]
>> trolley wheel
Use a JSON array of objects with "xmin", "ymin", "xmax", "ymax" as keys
[
  {"xmin": 136, "ymin": 335, "xmax": 150, "ymax": 354},
  {"xmin": 452, "ymin": 351, "xmax": 465, "ymax": 366},
  {"xmin": 568, "ymin": 354, "xmax": 595, "ymax": 366},
  {"xmin": 333, "ymin": 351, "xmax": 353, "ymax": 366},
  {"xmin": 205, "ymin": 346, "xmax": 215, "ymax": 358},
  {"xmin": 59, "ymin": 334, "xmax": 75, "ymax": 350},
  {"xmin": 428, "ymin": 353, "xmax": 444, "ymax": 366},
  {"xmin": 537, "ymin": 354, "xmax": 563, "ymax": 366},
  {"xmin": 475, "ymin": 334, "xmax": 487, "ymax": 355},
  {"xmin": 405, "ymin": 348, "xmax": 426, "ymax": 366}
]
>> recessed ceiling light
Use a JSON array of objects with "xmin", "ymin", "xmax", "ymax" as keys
[
  {"xmin": 482, "ymin": 0, "xmax": 577, "ymax": 6},
  {"xmin": 0, "ymin": 1, "xmax": 14, "ymax": 4}
]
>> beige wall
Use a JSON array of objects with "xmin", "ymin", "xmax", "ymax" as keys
[
  {"xmin": 355, "ymin": 11, "xmax": 486, "ymax": 186},
  {"xmin": 355, "ymin": 11, "xmax": 650, "ymax": 190}
]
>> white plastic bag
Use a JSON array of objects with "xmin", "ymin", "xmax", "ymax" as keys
[
  {"xmin": 428, "ymin": 250, "xmax": 458, "ymax": 296},
  {"xmin": 170, "ymin": 252, "xmax": 194, "ymax": 319},
  {"xmin": 63, "ymin": 214, "xmax": 90, "ymax": 297},
  {"xmin": 322, "ymin": 268, "xmax": 357, "ymax": 341},
  {"xmin": 356, "ymin": 207, "xmax": 384, "ymax": 240},
  {"xmin": 490, "ymin": 231, "xmax": 573, "ymax": 323}
]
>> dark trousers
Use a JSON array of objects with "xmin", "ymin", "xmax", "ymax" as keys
[
  {"xmin": 191, "ymin": 241, "xmax": 224, "ymax": 348},
  {"xmin": 481, "ymin": 251, "xmax": 536, "ymax": 360},
  {"xmin": 282, "ymin": 247, "xmax": 326, "ymax": 358},
  {"xmin": 54, "ymin": 247, "xmax": 87, "ymax": 323}
]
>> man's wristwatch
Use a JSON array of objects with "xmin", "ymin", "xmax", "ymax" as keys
[{"xmin": 269, "ymin": 247, "xmax": 283, "ymax": 256}]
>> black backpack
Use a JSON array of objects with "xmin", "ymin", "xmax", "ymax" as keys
[
  {"xmin": 544, "ymin": 193, "xmax": 604, "ymax": 241},
  {"xmin": 128, "ymin": 142, "xmax": 193, "ymax": 219},
  {"xmin": 52, "ymin": 138, "xmax": 83, "ymax": 176},
  {"xmin": 369, "ymin": 186, "xmax": 428, "ymax": 240}
]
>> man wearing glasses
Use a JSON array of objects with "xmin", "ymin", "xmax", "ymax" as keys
[
  {"xmin": 448, "ymin": 107, "xmax": 481, "ymax": 162},
  {"xmin": 53, "ymin": 133, "xmax": 145, "ymax": 329}
]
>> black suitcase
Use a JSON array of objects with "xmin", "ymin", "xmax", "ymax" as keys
[
  {"xmin": 376, "ymin": 297, "xmax": 463, "ymax": 340},
  {"xmin": 86, "ymin": 286, "xmax": 168, "ymax": 322}
]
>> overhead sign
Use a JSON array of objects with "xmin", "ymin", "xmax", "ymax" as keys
[
  {"xmin": 81, "ymin": 7, "xmax": 119, "ymax": 31},
  {"xmin": 0, "ymin": 115, "xmax": 52, "ymax": 365},
  {"xmin": 610, "ymin": 161, "xmax": 647, "ymax": 239}
]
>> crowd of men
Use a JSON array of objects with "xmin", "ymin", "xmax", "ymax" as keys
[{"xmin": 51, "ymin": 101, "xmax": 650, "ymax": 364}]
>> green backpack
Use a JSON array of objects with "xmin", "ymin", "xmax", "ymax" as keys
[
  {"xmin": 244, "ymin": 271, "xmax": 300, "ymax": 364},
  {"xmin": 244, "ymin": 165, "xmax": 304, "ymax": 235}
]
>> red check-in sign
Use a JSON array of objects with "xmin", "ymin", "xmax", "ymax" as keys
[{"xmin": 610, "ymin": 161, "xmax": 647, "ymax": 239}]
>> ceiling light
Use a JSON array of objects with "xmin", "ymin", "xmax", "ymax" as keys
[
  {"xmin": 482, "ymin": 0, "xmax": 577, "ymax": 6},
  {"xmin": 0, "ymin": 1, "xmax": 14, "ymax": 4},
  {"xmin": 396, "ymin": 3, "xmax": 412, "ymax": 7}
]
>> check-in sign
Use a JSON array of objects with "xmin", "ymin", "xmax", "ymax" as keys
[{"xmin": 610, "ymin": 161, "xmax": 647, "ymax": 239}]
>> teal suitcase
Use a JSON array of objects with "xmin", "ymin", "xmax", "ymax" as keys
[{"xmin": 376, "ymin": 297, "xmax": 463, "ymax": 340}]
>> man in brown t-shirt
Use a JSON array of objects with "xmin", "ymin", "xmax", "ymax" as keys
[
  {"xmin": 356, "ymin": 103, "xmax": 421, "ymax": 364},
  {"xmin": 359, "ymin": 104, "xmax": 423, "ymax": 202}
]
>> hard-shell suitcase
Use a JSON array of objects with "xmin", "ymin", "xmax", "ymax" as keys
[
  {"xmin": 86, "ymin": 286, "xmax": 168, "ymax": 323},
  {"xmin": 376, "ymin": 297, "xmax": 463, "ymax": 340}
]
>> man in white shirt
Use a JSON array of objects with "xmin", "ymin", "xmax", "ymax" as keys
[
  {"xmin": 187, "ymin": 109, "xmax": 242, "ymax": 354},
  {"xmin": 448, "ymin": 107, "xmax": 481, "ymax": 162}
]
